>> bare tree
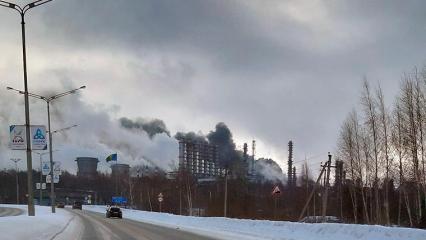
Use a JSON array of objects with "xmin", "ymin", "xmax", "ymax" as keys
[
  {"xmin": 400, "ymin": 76, "xmax": 422, "ymax": 224},
  {"xmin": 376, "ymin": 84, "xmax": 391, "ymax": 225},
  {"xmin": 338, "ymin": 111, "xmax": 358, "ymax": 223},
  {"xmin": 393, "ymin": 101, "xmax": 413, "ymax": 226},
  {"xmin": 361, "ymin": 79, "xmax": 381, "ymax": 224}
]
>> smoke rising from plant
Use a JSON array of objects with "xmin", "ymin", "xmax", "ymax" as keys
[
  {"xmin": 174, "ymin": 131, "xmax": 208, "ymax": 144},
  {"xmin": 255, "ymin": 158, "xmax": 286, "ymax": 184},
  {"xmin": 0, "ymin": 81, "xmax": 178, "ymax": 173},
  {"xmin": 120, "ymin": 117, "xmax": 171, "ymax": 138}
]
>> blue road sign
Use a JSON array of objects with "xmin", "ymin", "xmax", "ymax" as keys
[{"xmin": 112, "ymin": 196, "xmax": 127, "ymax": 204}]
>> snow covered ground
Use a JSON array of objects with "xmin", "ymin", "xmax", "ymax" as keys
[
  {"xmin": 0, "ymin": 204, "xmax": 82, "ymax": 240},
  {"xmin": 85, "ymin": 205, "xmax": 426, "ymax": 240}
]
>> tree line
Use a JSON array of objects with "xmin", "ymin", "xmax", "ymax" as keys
[{"xmin": 337, "ymin": 66, "xmax": 426, "ymax": 227}]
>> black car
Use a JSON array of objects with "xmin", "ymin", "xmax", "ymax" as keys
[
  {"xmin": 72, "ymin": 201, "xmax": 82, "ymax": 210},
  {"xmin": 106, "ymin": 206, "xmax": 122, "ymax": 218},
  {"xmin": 57, "ymin": 202, "xmax": 65, "ymax": 208}
]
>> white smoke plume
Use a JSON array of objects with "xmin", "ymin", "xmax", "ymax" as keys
[{"xmin": 0, "ymin": 81, "xmax": 178, "ymax": 174}]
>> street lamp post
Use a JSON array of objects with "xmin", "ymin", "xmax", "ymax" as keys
[
  {"xmin": 7, "ymin": 86, "xmax": 85, "ymax": 213},
  {"xmin": 33, "ymin": 151, "xmax": 57, "ymax": 205},
  {"xmin": 10, "ymin": 158, "xmax": 21, "ymax": 204},
  {"xmin": 0, "ymin": 0, "xmax": 54, "ymax": 216}
]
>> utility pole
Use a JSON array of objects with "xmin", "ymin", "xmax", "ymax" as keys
[
  {"xmin": 298, "ymin": 153, "xmax": 332, "ymax": 221},
  {"xmin": 321, "ymin": 153, "xmax": 332, "ymax": 221},
  {"xmin": 224, "ymin": 169, "xmax": 228, "ymax": 217},
  {"xmin": 10, "ymin": 158, "xmax": 21, "ymax": 204}
]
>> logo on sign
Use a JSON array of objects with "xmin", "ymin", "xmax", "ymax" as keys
[
  {"xmin": 34, "ymin": 129, "xmax": 45, "ymax": 139},
  {"xmin": 12, "ymin": 136, "xmax": 24, "ymax": 143}
]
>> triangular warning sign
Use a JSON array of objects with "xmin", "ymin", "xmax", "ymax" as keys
[{"xmin": 272, "ymin": 186, "xmax": 281, "ymax": 195}]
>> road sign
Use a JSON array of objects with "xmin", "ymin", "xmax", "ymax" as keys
[
  {"xmin": 53, "ymin": 162, "xmax": 61, "ymax": 175},
  {"xmin": 272, "ymin": 186, "xmax": 281, "ymax": 196},
  {"xmin": 9, "ymin": 125, "xmax": 47, "ymax": 150},
  {"xmin": 36, "ymin": 183, "xmax": 46, "ymax": 189},
  {"xmin": 112, "ymin": 196, "xmax": 127, "ymax": 204},
  {"xmin": 158, "ymin": 193, "xmax": 164, "ymax": 202},
  {"xmin": 46, "ymin": 174, "xmax": 59, "ymax": 184},
  {"xmin": 42, "ymin": 161, "xmax": 51, "ymax": 175}
]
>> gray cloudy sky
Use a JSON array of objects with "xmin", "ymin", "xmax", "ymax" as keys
[{"xmin": 1, "ymin": 0, "xmax": 426, "ymax": 173}]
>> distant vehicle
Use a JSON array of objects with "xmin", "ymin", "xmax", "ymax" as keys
[
  {"xmin": 106, "ymin": 206, "xmax": 122, "ymax": 219},
  {"xmin": 72, "ymin": 201, "xmax": 82, "ymax": 210},
  {"xmin": 57, "ymin": 202, "xmax": 65, "ymax": 208},
  {"xmin": 300, "ymin": 216, "xmax": 343, "ymax": 223}
]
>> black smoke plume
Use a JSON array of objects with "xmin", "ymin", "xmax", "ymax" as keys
[
  {"xmin": 120, "ymin": 117, "xmax": 171, "ymax": 139},
  {"xmin": 174, "ymin": 131, "xmax": 208, "ymax": 144},
  {"xmin": 207, "ymin": 122, "xmax": 240, "ymax": 168}
]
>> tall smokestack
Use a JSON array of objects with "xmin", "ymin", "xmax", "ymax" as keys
[
  {"xmin": 293, "ymin": 166, "xmax": 297, "ymax": 186},
  {"xmin": 288, "ymin": 141, "xmax": 293, "ymax": 187},
  {"xmin": 243, "ymin": 142, "xmax": 248, "ymax": 173},
  {"xmin": 243, "ymin": 143, "xmax": 248, "ymax": 162},
  {"xmin": 251, "ymin": 140, "xmax": 256, "ymax": 174}
]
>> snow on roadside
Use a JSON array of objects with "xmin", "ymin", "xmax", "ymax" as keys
[
  {"xmin": 85, "ymin": 205, "xmax": 426, "ymax": 240},
  {"xmin": 0, "ymin": 204, "xmax": 83, "ymax": 240}
]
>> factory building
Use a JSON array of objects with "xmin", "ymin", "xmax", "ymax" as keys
[
  {"xmin": 75, "ymin": 157, "xmax": 99, "ymax": 178},
  {"xmin": 178, "ymin": 139, "xmax": 224, "ymax": 178}
]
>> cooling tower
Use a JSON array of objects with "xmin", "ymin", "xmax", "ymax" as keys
[
  {"xmin": 111, "ymin": 163, "xmax": 130, "ymax": 177},
  {"xmin": 76, "ymin": 157, "xmax": 99, "ymax": 177}
]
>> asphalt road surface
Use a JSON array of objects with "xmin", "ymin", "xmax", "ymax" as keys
[
  {"xmin": 70, "ymin": 209, "xmax": 220, "ymax": 240},
  {"xmin": 0, "ymin": 207, "xmax": 23, "ymax": 217}
]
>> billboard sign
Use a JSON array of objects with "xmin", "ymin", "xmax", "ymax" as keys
[{"xmin": 9, "ymin": 125, "xmax": 47, "ymax": 150}]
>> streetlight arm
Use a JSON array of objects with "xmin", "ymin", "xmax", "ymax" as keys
[
  {"xmin": 50, "ymin": 124, "xmax": 78, "ymax": 134},
  {"xmin": 48, "ymin": 86, "xmax": 86, "ymax": 101},
  {"xmin": 23, "ymin": 0, "xmax": 52, "ymax": 14},
  {"xmin": 0, "ymin": 1, "xmax": 22, "ymax": 14},
  {"xmin": 7, "ymin": 86, "xmax": 47, "ymax": 101}
]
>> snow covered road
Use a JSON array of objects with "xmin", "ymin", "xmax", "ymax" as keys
[
  {"xmin": 84, "ymin": 205, "xmax": 426, "ymax": 240},
  {"xmin": 1, "ymin": 204, "xmax": 426, "ymax": 240},
  {"xmin": 0, "ymin": 206, "xmax": 23, "ymax": 217},
  {"xmin": 73, "ymin": 209, "xmax": 219, "ymax": 240}
]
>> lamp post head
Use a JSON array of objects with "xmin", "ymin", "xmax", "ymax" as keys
[
  {"xmin": 8, "ymin": 3, "xmax": 15, "ymax": 8},
  {"xmin": 80, "ymin": 86, "xmax": 86, "ymax": 89}
]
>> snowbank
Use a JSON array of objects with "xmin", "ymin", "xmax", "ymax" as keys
[
  {"xmin": 0, "ymin": 204, "xmax": 82, "ymax": 240},
  {"xmin": 85, "ymin": 205, "xmax": 426, "ymax": 240}
]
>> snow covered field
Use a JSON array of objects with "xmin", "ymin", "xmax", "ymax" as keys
[
  {"xmin": 1, "ymin": 204, "xmax": 425, "ymax": 240},
  {"xmin": 0, "ymin": 204, "xmax": 82, "ymax": 240},
  {"xmin": 85, "ymin": 205, "xmax": 426, "ymax": 240}
]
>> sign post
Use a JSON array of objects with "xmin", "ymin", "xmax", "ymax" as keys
[
  {"xmin": 271, "ymin": 186, "xmax": 282, "ymax": 220},
  {"xmin": 158, "ymin": 193, "xmax": 164, "ymax": 213}
]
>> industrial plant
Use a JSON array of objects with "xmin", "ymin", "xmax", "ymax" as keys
[{"xmin": 178, "ymin": 137, "xmax": 224, "ymax": 178}]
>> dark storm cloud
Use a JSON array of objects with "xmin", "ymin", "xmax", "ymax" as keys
[{"xmin": 1, "ymin": 0, "xmax": 426, "ymax": 172}]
